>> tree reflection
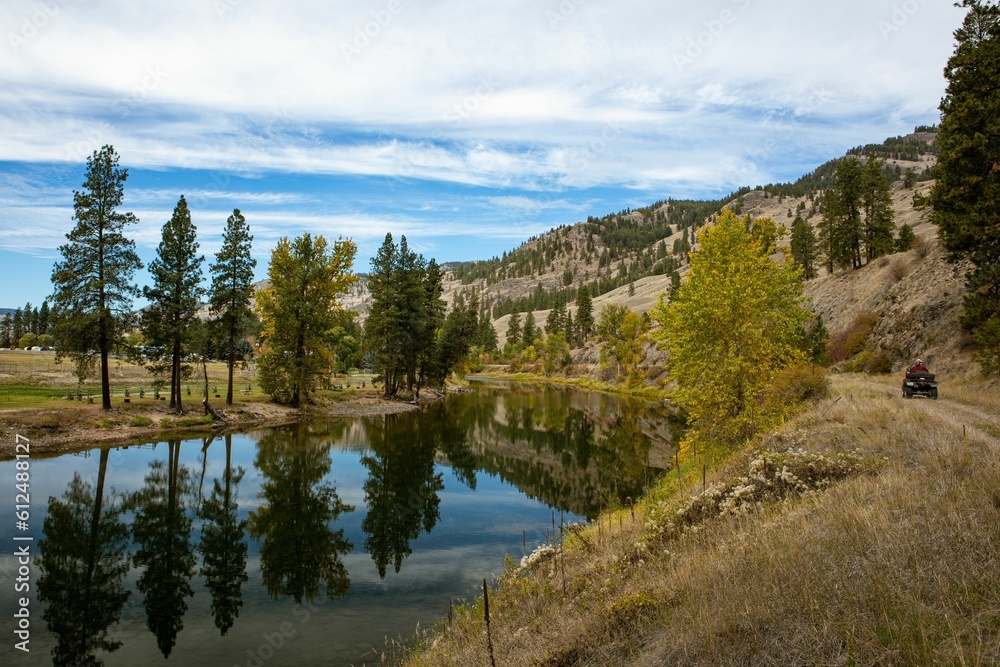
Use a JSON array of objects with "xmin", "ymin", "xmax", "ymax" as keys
[
  {"xmin": 361, "ymin": 412, "xmax": 444, "ymax": 578},
  {"xmin": 248, "ymin": 424, "xmax": 353, "ymax": 603},
  {"xmin": 197, "ymin": 434, "xmax": 248, "ymax": 635},
  {"xmin": 131, "ymin": 440, "xmax": 196, "ymax": 657},
  {"xmin": 594, "ymin": 406, "xmax": 655, "ymax": 503},
  {"xmin": 37, "ymin": 448, "xmax": 131, "ymax": 666}
]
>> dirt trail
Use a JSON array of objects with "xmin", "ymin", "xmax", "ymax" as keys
[{"xmin": 849, "ymin": 374, "xmax": 1000, "ymax": 445}]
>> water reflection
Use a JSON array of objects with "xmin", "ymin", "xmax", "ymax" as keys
[
  {"xmin": 37, "ymin": 448, "xmax": 131, "ymax": 665},
  {"xmin": 130, "ymin": 440, "xmax": 196, "ymax": 657},
  {"xmin": 22, "ymin": 381, "xmax": 676, "ymax": 665},
  {"xmin": 361, "ymin": 414, "xmax": 445, "ymax": 578},
  {"xmin": 248, "ymin": 423, "xmax": 353, "ymax": 603},
  {"xmin": 197, "ymin": 434, "xmax": 248, "ymax": 636}
]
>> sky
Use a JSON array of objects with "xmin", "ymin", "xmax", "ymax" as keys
[{"xmin": 0, "ymin": 0, "xmax": 967, "ymax": 309}]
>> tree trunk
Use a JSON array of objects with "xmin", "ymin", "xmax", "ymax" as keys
[{"xmin": 226, "ymin": 333, "xmax": 235, "ymax": 406}]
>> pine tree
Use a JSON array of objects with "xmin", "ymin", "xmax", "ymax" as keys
[
  {"xmin": 256, "ymin": 234, "xmax": 357, "ymax": 406},
  {"xmin": 861, "ymin": 155, "xmax": 896, "ymax": 262},
  {"xmin": 363, "ymin": 234, "xmax": 445, "ymax": 396},
  {"xmin": 545, "ymin": 301, "xmax": 567, "ymax": 335},
  {"xmin": 931, "ymin": 0, "xmax": 1000, "ymax": 374},
  {"xmin": 896, "ymin": 224, "xmax": 916, "ymax": 252},
  {"xmin": 575, "ymin": 286, "xmax": 594, "ymax": 342},
  {"xmin": 0, "ymin": 313, "xmax": 11, "ymax": 348},
  {"xmin": 521, "ymin": 312, "xmax": 537, "ymax": 348},
  {"xmin": 38, "ymin": 301, "xmax": 51, "ymax": 335},
  {"xmin": 50, "ymin": 145, "xmax": 142, "ymax": 410},
  {"xmin": 143, "ymin": 196, "xmax": 204, "ymax": 412},
  {"xmin": 506, "ymin": 312, "xmax": 522, "ymax": 348},
  {"xmin": 12, "ymin": 308, "xmax": 24, "ymax": 345},
  {"xmin": 822, "ymin": 157, "xmax": 864, "ymax": 270},
  {"xmin": 790, "ymin": 216, "xmax": 819, "ymax": 280},
  {"xmin": 209, "ymin": 209, "xmax": 257, "ymax": 406}
]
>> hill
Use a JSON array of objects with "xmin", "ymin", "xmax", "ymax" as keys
[{"xmin": 407, "ymin": 127, "xmax": 973, "ymax": 376}]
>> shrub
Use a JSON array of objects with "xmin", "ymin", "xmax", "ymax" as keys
[
  {"xmin": 644, "ymin": 448, "xmax": 867, "ymax": 543},
  {"xmin": 766, "ymin": 363, "xmax": 829, "ymax": 414},
  {"xmin": 844, "ymin": 349, "xmax": 894, "ymax": 374},
  {"xmin": 912, "ymin": 235, "xmax": 932, "ymax": 258},
  {"xmin": 130, "ymin": 415, "xmax": 153, "ymax": 427},
  {"xmin": 827, "ymin": 311, "xmax": 879, "ymax": 363},
  {"xmin": 889, "ymin": 257, "xmax": 910, "ymax": 282}
]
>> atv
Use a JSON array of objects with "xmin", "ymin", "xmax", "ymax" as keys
[{"xmin": 902, "ymin": 371, "xmax": 938, "ymax": 399}]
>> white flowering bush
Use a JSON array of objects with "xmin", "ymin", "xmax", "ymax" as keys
[
  {"xmin": 519, "ymin": 543, "xmax": 560, "ymax": 572},
  {"xmin": 644, "ymin": 448, "xmax": 866, "ymax": 544}
]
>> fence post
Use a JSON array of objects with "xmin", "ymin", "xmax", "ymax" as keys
[{"xmin": 483, "ymin": 579, "xmax": 497, "ymax": 667}]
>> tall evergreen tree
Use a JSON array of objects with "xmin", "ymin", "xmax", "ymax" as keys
[
  {"xmin": 38, "ymin": 300, "xmax": 51, "ymax": 335},
  {"xmin": 931, "ymin": 0, "xmax": 1000, "ymax": 374},
  {"xmin": 256, "ymin": 234, "xmax": 357, "ymax": 406},
  {"xmin": 50, "ymin": 145, "xmax": 142, "ymax": 410},
  {"xmin": 143, "ymin": 196, "xmax": 204, "ymax": 412},
  {"xmin": 545, "ymin": 301, "xmax": 567, "ymax": 335},
  {"xmin": 208, "ymin": 209, "xmax": 257, "ymax": 405},
  {"xmin": 821, "ymin": 157, "xmax": 865, "ymax": 270},
  {"xmin": 0, "ymin": 313, "xmax": 11, "ymax": 348},
  {"xmin": 363, "ymin": 234, "xmax": 445, "ymax": 396},
  {"xmin": 477, "ymin": 310, "xmax": 499, "ymax": 354},
  {"xmin": 505, "ymin": 311, "xmax": 522, "ymax": 348},
  {"xmin": 11, "ymin": 309, "xmax": 23, "ymax": 345},
  {"xmin": 521, "ymin": 311, "xmax": 537, "ymax": 348},
  {"xmin": 861, "ymin": 155, "xmax": 896, "ymax": 262},
  {"xmin": 790, "ymin": 216, "xmax": 819, "ymax": 280}
]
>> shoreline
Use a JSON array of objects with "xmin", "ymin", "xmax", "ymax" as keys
[{"xmin": 0, "ymin": 391, "xmax": 420, "ymax": 459}]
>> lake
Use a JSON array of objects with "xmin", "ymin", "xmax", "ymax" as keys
[{"xmin": 1, "ymin": 381, "xmax": 678, "ymax": 666}]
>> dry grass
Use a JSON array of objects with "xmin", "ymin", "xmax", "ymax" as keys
[{"xmin": 398, "ymin": 374, "xmax": 1000, "ymax": 667}]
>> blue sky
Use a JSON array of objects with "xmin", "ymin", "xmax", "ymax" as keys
[{"xmin": 0, "ymin": 0, "xmax": 965, "ymax": 308}]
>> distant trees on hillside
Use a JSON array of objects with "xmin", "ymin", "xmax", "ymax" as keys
[
  {"xmin": 819, "ymin": 155, "xmax": 896, "ymax": 272},
  {"xmin": 931, "ymin": 0, "xmax": 1000, "ymax": 374}
]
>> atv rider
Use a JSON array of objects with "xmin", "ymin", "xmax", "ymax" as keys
[{"xmin": 908, "ymin": 358, "xmax": 929, "ymax": 373}]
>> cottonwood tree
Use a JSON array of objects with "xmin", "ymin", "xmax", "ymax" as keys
[
  {"xmin": 256, "ymin": 233, "xmax": 357, "ymax": 406},
  {"xmin": 651, "ymin": 209, "xmax": 813, "ymax": 450},
  {"xmin": 596, "ymin": 304, "xmax": 649, "ymax": 385},
  {"xmin": 208, "ymin": 209, "xmax": 257, "ymax": 405},
  {"xmin": 931, "ymin": 0, "xmax": 1000, "ymax": 374},
  {"xmin": 143, "ymin": 196, "xmax": 204, "ymax": 412},
  {"xmin": 50, "ymin": 145, "xmax": 142, "ymax": 409}
]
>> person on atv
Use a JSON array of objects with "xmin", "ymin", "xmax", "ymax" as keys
[{"xmin": 909, "ymin": 358, "xmax": 929, "ymax": 373}]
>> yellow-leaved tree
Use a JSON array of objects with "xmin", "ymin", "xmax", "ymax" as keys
[
  {"xmin": 650, "ymin": 209, "xmax": 814, "ymax": 451},
  {"xmin": 256, "ymin": 233, "xmax": 357, "ymax": 406}
]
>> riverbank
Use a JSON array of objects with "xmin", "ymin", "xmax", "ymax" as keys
[
  {"xmin": 0, "ymin": 388, "xmax": 419, "ymax": 459},
  {"xmin": 470, "ymin": 371, "xmax": 673, "ymax": 402},
  {"xmin": 396, "ymin": 373, "xmax": 1000, "ymax": 666}
]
